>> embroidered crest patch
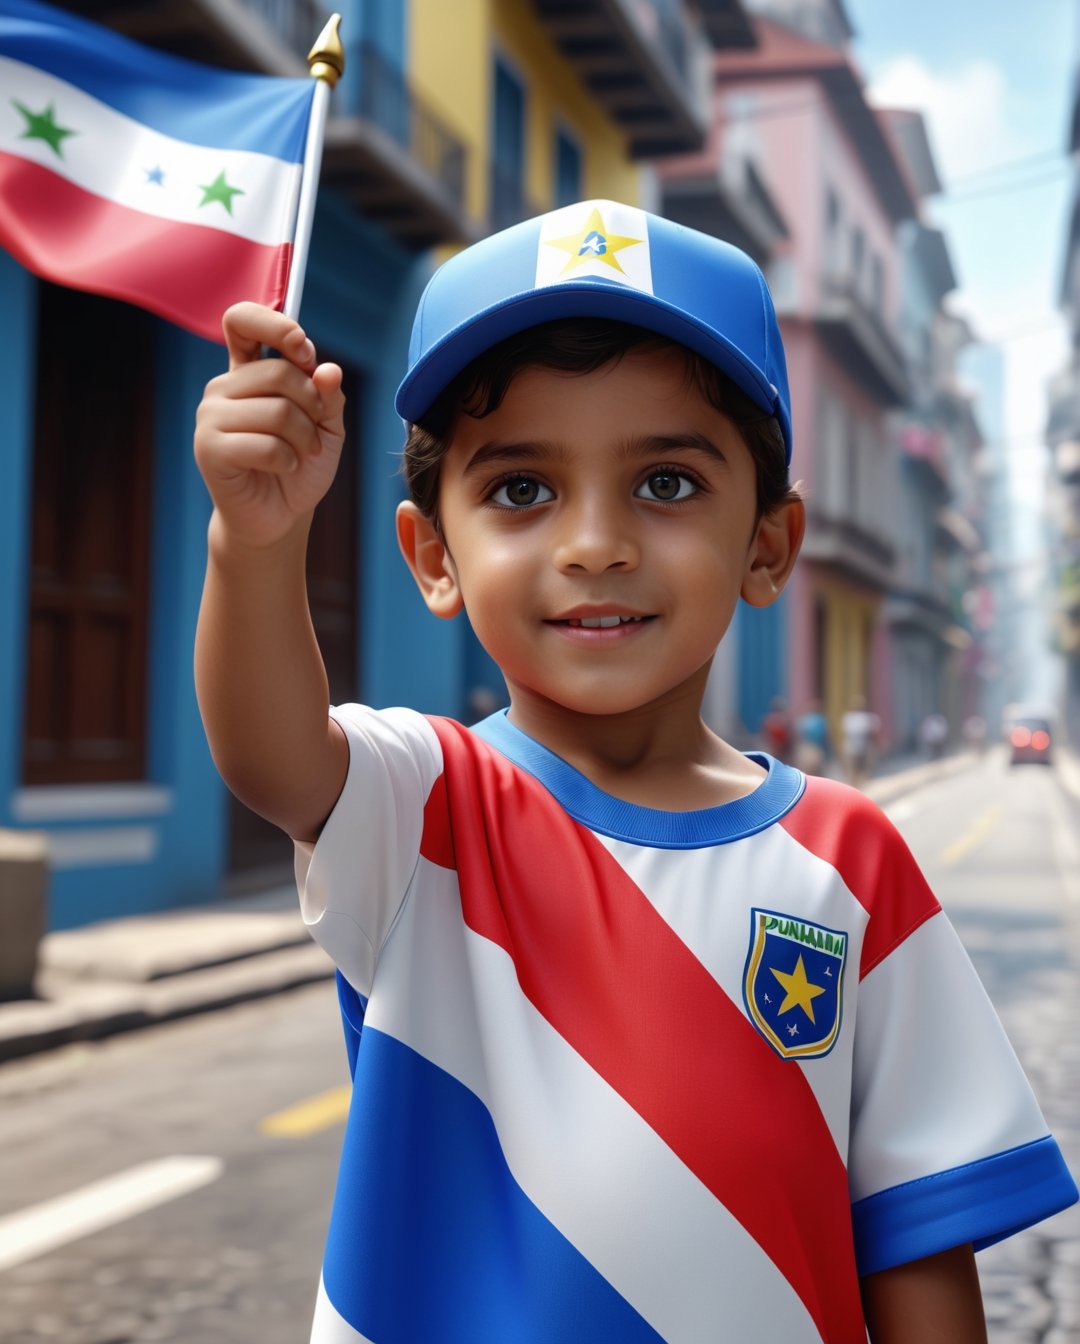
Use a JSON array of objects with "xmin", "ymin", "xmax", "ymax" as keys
[{"xmin": 743, "ymin": 908, "xmax": 847, "ymax": 1059}]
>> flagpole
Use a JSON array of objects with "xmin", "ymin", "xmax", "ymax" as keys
[{"xmin": 283, "ymin": 13, "xmax": 344, "ymax": 321}]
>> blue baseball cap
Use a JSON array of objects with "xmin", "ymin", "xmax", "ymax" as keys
[{"xmin": 395, "ymin": 199, "xmax": 793, "ymax": 463}]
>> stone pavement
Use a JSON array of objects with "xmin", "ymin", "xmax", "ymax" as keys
[
  {"xmin": 968, "ymin": 911, "xmax": 1080, "ymax": 1344},
  {"xmin": 0, "ymin": 746, "xmax": 1065, "ymax": 1065}
]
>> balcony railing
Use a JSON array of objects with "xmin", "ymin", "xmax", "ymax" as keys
[
  {"xmin": 235, "ymin": 0, "xmax": 328, "ymax": 59},
  {"xmin": 319, "ymin": 42, "xmax": 473, "ymax": 248},
  {"xmin": 533, "ymin": 0, "xmax": 711, "ymax": 157},
  {"xmin": 816, "ymin": 267, "xmax": 908, "ymax": 406},
  {"xmin": 354, "ymin": 44, "xmax": 466, "ymax": 212}
]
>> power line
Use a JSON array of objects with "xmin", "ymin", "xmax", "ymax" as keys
[
  {"xmin": 943, "ymin": 163, "xmax": 1072, "ymax": 204},
  {"xmin": 712, "ymin": 87, "xmax": 1073, "ymax": 203}
]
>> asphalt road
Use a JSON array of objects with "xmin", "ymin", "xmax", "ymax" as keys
[{"xmin": 0, "ymin": 749, "xmax": 1077, "ymax": 1343}]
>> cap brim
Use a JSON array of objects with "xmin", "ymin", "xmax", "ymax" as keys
[{"xmin": 395, "ymin": 279, "xmax": 791, "ymax": 460}]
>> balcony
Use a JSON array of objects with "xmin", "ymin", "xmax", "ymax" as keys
[
  {"xmin": 531, "ymin": 0, "xmax": 713, "ymax": 157},
  {"xmin": 800, "ymin": 510, "xmax": 896, "ymax": 591},
  {"xmin": 885, "ymin": 585, "xmax": 953, "ymax": 638},
  {"xmin": 69, "ymin": 0, "xmax": 473, "ymax": 249},
  {"xmin": 815, "ymin": 268, "xmax": 909, "ymax": 406},
  {"xmin": 323, "ymin": 44, "xmax": 473, "ymax": 249},
  {"xmin": 897, "ymin": 422, "xmax": 949, "ymax": 489},
  {"xmin": 660, "ymin": 155, "xmax": 787, "ymax": 269}
]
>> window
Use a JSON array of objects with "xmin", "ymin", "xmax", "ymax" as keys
[
  {"xmin": 554, "ymin": 127, "xmax": 582, "ymax": 207},
  {"xmin": 22, "ymin": 285, "xmax": 153, "ymax": 785},
  {"xmin": 850, "ymin": 226, "xmax": 864, "ymax": 289},
  {"xmin": 870, "ymin": 253, "xmax": 884, "ymax": 314},
  {"xmin": 491, "ymin": 56, "xmax": 526, "ymax": 230}
]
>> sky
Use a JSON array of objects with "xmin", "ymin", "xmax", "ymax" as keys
[{"xmin": 844, "ymin": 0, "xmax": 1076, "ymax": 490}]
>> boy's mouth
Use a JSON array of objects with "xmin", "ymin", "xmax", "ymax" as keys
[{"xmin": 559, "ymin": 615, "xmax": 651, "ymax": 629}]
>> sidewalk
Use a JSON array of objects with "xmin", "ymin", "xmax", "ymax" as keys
[{"xmin": 1, "ymin": 746, "xmax": 1074, "ymax": 1064}]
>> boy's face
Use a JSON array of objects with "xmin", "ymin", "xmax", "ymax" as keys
[{"xmin": 398, "ymin": 347, "xmax": 802, "ymax": 726}]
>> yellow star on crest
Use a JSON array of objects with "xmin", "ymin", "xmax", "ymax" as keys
[
  {"xmin": 770, "ymin": 954, "xmax": 827, "ymax": 1024},
  {"xmin": 545, "ymin": 207, "xmax": 642, "ymax": 277}
]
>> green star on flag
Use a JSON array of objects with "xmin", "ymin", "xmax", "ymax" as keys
[
  {"xmin": 13, "ymin": 99, "xmax": 77, "ymax": 158},
  {"xmin": 198, "ymin": 169, "xmax": 244, "ymax": 215}
]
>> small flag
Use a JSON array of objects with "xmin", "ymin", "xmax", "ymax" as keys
[{"xmin": 0, "ymin": 0, "xmax": 316, "ymax": 343}]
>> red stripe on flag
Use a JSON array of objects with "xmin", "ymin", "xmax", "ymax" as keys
[
  {"xmin": 780, "ymin": 776, "xmax": 940, "ymax": 977},
  {"xmin": 424, "ymin": 717, "xmax": 868, "ymax": 1343},
  {"xmin": 0, "ymin": 152, "xmax": 291, "ymax": 343}
]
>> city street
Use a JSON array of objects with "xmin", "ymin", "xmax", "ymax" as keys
[{"xmin": 0, "ymin": 750, "xmax": 1078, "ymax": 1343}]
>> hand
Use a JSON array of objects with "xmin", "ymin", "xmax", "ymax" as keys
[{"xmin": 194, "ymin": 302, "xmax": 346, "ymax": 549}]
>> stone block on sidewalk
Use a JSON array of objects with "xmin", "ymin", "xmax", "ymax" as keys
[{"xmin": 0, "ymin": 828, "xmax": 49, "ymax": 1000}]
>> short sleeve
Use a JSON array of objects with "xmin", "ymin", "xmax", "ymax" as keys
[
  {"xmin": 294, "ymin": 704, "xmax": 443, "ymax": 996},
  {"xmin": 849, "ymin": 907, "xmax": 1078, "ymax": 1274}
]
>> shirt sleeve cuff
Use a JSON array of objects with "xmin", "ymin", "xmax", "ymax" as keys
[{"xmin": 852, "ymin": 1135, "xmax": 1079, "ymax": 1276}]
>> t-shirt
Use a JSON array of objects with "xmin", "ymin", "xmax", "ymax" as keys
[{"xmin": 296, "ymin": 706, "xmax": 1077, "ymax": 1344}]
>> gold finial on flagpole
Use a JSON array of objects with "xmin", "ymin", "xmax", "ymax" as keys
[
  {"xmin": 308, "ymin": 13, "xmax": 344, "ymax": 87},
  {"xmin": 282, "ymin": 13, "xmax": 344, "ymax": 319}
]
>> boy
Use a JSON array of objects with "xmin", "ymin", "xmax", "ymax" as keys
[{"xmin": 194, "ymin": 200, "xmax": 1077, "ymax": 1343}]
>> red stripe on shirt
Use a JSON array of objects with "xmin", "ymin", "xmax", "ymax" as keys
[
  {"xmin": 423, "ymin": 717, "xmax": 867, "ymax": 1344},
  {"xmin": 0, "ymin": 153, "xmax": 291, "ymax": 343},
  {"xmin": 780, "ymin": 776, "xmax": 940, "ymax": 978}
]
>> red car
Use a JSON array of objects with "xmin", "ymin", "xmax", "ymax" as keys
[{"xmin": 1009, "ymin": 715, "xmax": 1053, "ymax": 765}]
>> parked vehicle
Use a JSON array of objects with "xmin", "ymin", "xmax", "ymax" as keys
[{"xmin": 1004, "ymin": 706, "xmax": 1055, "ymax": 766}]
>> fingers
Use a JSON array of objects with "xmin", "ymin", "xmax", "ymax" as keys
[
  {"xmin": 197, "ymin": 388, "xmax": 323, "ymax": 474},
  {"xmin": 221, "ymin": 302, "xmax": 316, "ymax": 373},
  {"xmin": 311, "ymin": 362, "xmax": 345, "ymax": 435}
]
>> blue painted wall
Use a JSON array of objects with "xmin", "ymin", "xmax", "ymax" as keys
[
  {"xmin": 736, "ymin": 595, "xmax": 788, "ymax": 737},
  {"xmin": 2, "ymin": 177, "xmax": 488, "ymax": 927},
  {"xmin": 0, "ymin": 252, "xmax": 36, "ymax": 816}
]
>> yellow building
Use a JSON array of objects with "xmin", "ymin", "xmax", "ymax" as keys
[{"xmin": 408, "ymin": 0, "xmax": 735, "ymax": 233}]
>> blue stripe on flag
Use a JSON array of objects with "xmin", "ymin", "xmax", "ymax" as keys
[
  {"xmin": 321, "ymin": 1027, "xmax": 665, "ymax": 1343},
  {"xmin": 0, "ymin": 0, "xmax": 313, "ymax": 159}
]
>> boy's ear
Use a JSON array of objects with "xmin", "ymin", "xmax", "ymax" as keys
[
  {"xmin": 396, "ymin": 500, "xmax": 464, "ymax": 619},
  {"xmin": 741, "ymin": 497, "xmax": 805, "ymax": 608}
]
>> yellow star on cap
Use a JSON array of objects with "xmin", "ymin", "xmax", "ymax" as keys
[
  {"xmin": 545, "ymin": 206, "xmax": 642, "ymax": 277},
  {"xmin": 770, "ymin": 954, "xmax": 827, "ymax": 1024}
]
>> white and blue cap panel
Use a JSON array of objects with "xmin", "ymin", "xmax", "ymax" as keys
[{"xmin": 395, "ymin": 200, "xmax": 793, "ymax": 465}]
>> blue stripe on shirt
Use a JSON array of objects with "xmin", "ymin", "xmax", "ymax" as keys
[{"xmin": 321, "ymin": 1026, "xmax": 665, "ymax": 1343}]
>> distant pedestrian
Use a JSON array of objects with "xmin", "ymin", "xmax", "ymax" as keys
[
  {"xmin": 795, "ymin": 699, "xmax": 831, "ymax": 775},
  {"xmin": 964, "ymin": 714, "xmax": 988, "ymax": 755},
  {"xmin": 918, "ymin": 712, "xmax": 948, "ymax": 761},
  {"xmin": 761, "ymin": 696, "xmax": 794, "ymax": 763},
  {"xmin": 841, "ymin": 695, "xmax": 880, "ymax": 787}
]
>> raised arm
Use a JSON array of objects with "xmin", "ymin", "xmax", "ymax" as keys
[{"xmin": 194, "ymin": 302, "xmax": 349, "ymax": 842}]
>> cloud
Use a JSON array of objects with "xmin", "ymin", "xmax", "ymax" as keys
[{"xmin": 866, "ymin": 54, "xmax": 1028, "ymax": 185}]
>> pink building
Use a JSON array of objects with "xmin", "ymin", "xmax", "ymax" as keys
[{"xmin": 661, "ymin": 7, "xmax": 920, "ymax": 747}]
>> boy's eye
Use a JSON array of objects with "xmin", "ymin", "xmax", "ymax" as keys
[
  {"xmin": 636, "ymin": 471, "xmax": 697, "ymax": 502},
  {"xmin": 490, "ymin": 477, "xmax": 554, "ymax": 508}
]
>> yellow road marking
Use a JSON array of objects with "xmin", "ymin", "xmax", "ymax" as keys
[
  {"xmin": 940, "ymin": 805, "xmax": 1004, "ymax": 868},
  {"xmin": 259, "ymin": 1085, "xmax": 351, "ymax": 1138}
]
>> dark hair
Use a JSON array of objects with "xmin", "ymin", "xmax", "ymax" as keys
[{"xmin": 402, "ymin": 318, "xmax": 801, "ymax": 522}]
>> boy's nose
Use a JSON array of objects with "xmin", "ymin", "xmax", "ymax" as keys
[{"xmin": 551, "ymin": 499, "xmax": 640, "ymax": 574}]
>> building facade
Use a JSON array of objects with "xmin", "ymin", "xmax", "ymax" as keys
[
  {"xmin": 1047, "ymin": 53, "xmax": 1080, "ymax": 742},
  {"xmin": 672, "ymin": 0, "xmax": 919, "ymax": 749},
  {"xmin": 1, "ymin": 0, "xmax": 755, "ymax": 927}
]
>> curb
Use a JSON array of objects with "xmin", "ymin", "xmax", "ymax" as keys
[{"xmin": 0, "ymin": 941, "xmax": 334, "ymax": 1063}]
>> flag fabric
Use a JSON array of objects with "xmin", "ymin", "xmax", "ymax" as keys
[{"xmin": 0, "ymin": 0, "xmax": 316, "ymax": 342}]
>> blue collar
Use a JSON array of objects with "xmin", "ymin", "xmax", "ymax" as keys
[{"xmin": 471, "ymin": 709, "xmax": 806, "ymax": 849}]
